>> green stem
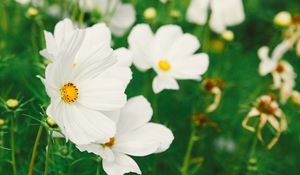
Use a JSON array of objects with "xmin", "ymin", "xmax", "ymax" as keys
[
  {"xmin": 28, "ymin": 125, "xmax": 43, "ymax": 175},
  {"xmin": 10, "ymin": 112, "xmax": 17, "ymax": 175},
  {"xmin": 180, "ymin": 126, "xmax": 197, "ymax": 175},
  {"xmin": 96, "ymin": 157, "xmax": 101, "ymax": 175},
  {"xmin": 44, "ymin": 131, "xmax": 52, "ymax": 175},
  {"xmin": 71, "ymin": 0, "xmax": 79, "ymax": 22}
]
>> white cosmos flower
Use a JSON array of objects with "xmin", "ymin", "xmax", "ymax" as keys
[
  {"xmin": 186, "ymin": 0, "xmax": 245, "ymax": 33},
  {"xmin": 128, "ymin": 24, "xmax": 209, "ymax": 93},
  {"xmin": 77, "ymin": 96, "xmax": 174, "ymax": 175},
  {"xmin": 258, "ymin": 41, "xmax": 296, "ymax": 103},
  {"xmin": 79, "ymin": 0, "xmax": 136, "ymax": 36},
  {"xmin": 39, "ymin": 18, "xmax": 133, "ymax": 145}
]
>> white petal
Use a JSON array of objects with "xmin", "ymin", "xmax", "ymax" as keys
[
  {"xmin": 271, "ymin": 40, "xmax": 290, "ymax": 61},
  {"xmin": 222, "ymin": 0, "xmax": 245, "ymax": 26},
  {"xmin": 152, "ymin": 75, "xmax": 179, "ymax": 93},
  {"xmin": 167, "ymin": 33, "xmax": 200, "ymax": 59},
  {"xmin": 128, "ymin": 24, "xmax": 154, "ymax": 71},
  {"xmin": 154, "ymin": 25, "xmax": 183, "ymax": 59},
  {"xmin": 116, "ymin": 96, "xmax": 152, "ymax": 134},
  {"xmin": 103, "ymin": 153, "xmax": 141, "ymax": 175},
  {"xmin": 186, "ymin": 0, "xmax": 210, "ymax": 25},
  {"xmin": 77, "ymin": 78, "xmax": 127, "ymax": 111},
  {"xmin": 54, "ymin": 18, "xmax": 75, "ymax": 46},
  {"xmin": 171, "ymin": 53, "xmax": 209, "ymax": 80},
  {"xmin": 258, "ymin": 46, "xmax": 270, "ymax": 61},
  {"xmin": 109, "ymin": 3, "xmax": 136, "ymax": 36},
  {"xmin": 75, "ymin": 23, "xmax": 112, "ymax": 64},
  {"xmin": 259, "ymin": 60, "xmax": 277, "ymax": 76},
  {"xmin": 100, "ymin": 48, "xmax": 133, "ymax": 88},
  {"xmin": 114, "ymin": 123, "xmax": 174, "ymax": 156},
  {"xmin": 42, "ymin": 31, "xmax": 57, "ymax": 61},
  {"xmin": 209, "ymin": 0, "xmax": 226, "ymax": 33},
  {"xmin": 58, "ymin": 103, "xmax": 116, "ymax": 144},
  {"xmin": 77, "ymin": 143, "xmax": 115, "ymax": 162}
]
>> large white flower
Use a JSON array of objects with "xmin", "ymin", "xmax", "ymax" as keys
[
  {"xmin": 186, "ymin": 0, "xmax": 245, "ymax": 33},
  {"xmin": 39, "ymin": 19, "xmax": 132, "ymax": 145},
  {"xmin": 128, "ymin": 24, "xmax": 209, "ymax": 93},
  {"xmin": 77, "ymin": 96, "xmax": 174, "ymax": 175},
  {"xmin": 79, "ymin": 0, "xmax": 136, "ymax": 36},
  {"xmin": 258, "ymin": 41, "xmax": 297, "ymax": 103}
]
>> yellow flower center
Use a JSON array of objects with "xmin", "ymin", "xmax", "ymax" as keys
[
  {"xmin": 158, "ymin": 60, "xmax": 171, "ymax": 71},
  {"xmin": 101, "ymin": 137, "xmax": 115, "ymax": 148},
  {"xmin": 60, "ymin": 83, "xmax": 78, "ymax": 103}
]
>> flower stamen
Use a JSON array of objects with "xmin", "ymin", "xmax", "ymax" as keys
[
  {"xmin": 101, "ymin": 137, "xmax": 115, "ymax": 148},
  {"xmin": 60, "ymin": 83, "xmax": 79, "ymax": 103},
  {"xmin": 158, "ymin": 60, "xmax": 171, "ymax": 71}
]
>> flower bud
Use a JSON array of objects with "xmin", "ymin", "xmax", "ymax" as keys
[
  {"xmin": 0, "ymin": 118, "xmax": 5, "ymax": 127},
  {"xmin": 27, "ymin": 7, "xmax": 39, "ymax": 17},
  {"xmin": 144, "ymin": 7, "xmax": 157, "ymax": 21},
  {"xmin": 46, "ymin": 116, "xmax": 58, "ymax": 128},
  {"xmin": 221, "ymin": 30, "xmax": 234, "ymax": 41},
  {"xmin": 6, "ymin": 99, "xmax": 19, "ymax": 109},
  {"xmin": 170, "ymin": 9, "xmax": 180, "ymax": 18},
  {"xmin": 274, "ymin": 11, "xmax": 291, "ymax": 27}
]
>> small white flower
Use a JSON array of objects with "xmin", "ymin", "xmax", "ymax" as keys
[
  {"xmin": 80, "ymin": 0, "xmax": 136, "ymax": 36},
  {"xmin": 128, "ymin": 24, "xmax": 209, "ymax": 93},
  {"xmin": 186, "ymin": 0, "xmax": 245, "ymax": 33},
  {"xmin": 39, "ymin": 19, "xmax": 132, "ymax": 145},
  {"xmin": 258, "ymin": 41, "xmax": 296, "ymax": 103},
  {"xmin": 77, "ymin": 96, "xmax": 174, "ymax": 175},
  {"xmin": 160, "ymin": 0, "xmax": 169, "ymax": 3},
  {"xmin": 16, "ymin": 0, "xmax": 42, "ymax": 6}
]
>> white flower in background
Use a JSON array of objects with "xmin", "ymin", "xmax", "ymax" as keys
[
  {"xmin": 242, "ymin": 94, "xmax": 287, "ymax": 149},
  {"xmin": 79, "ymin": 0, "xmax": 136, "ymax": 36},
  {"xmin": 186, "ymin": 0, "xmax": 245, "ymax": 33},
  {"xmin": 214, "ymin": 137, "xmax": 236, "ymax": 153},
  {"xmin": 160, "ymin": 0, "xmax": 169, "ymax": 3},
  {"xmin": 77, "ymin": 96, "xmax": 174, "ymax": 175},
  {"xmin": 39, "ymin": 18, "xmax": 133, "ymax": 145},
  {"xmin": 258, "ymin": 41, "xmax": 297, "ymax": 103},
  {"xmin": 16, "ymin": 0, "xmax": 43, "ymax": 6},
  {"xmin": 128, "ymin": 24, "xmax": 209, "ymax": 93}
]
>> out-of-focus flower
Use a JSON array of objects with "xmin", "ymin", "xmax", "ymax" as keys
[
  {"xmin": 186, "ymin": 0, "xmax": 245, "ymax": 33},
  {"xmin": 210, "ymin": 39, "xmax": 224, "ymax": 53},
  {"xmin": 291, "ymin": 91, "xmax": 300, "ymax": 105},
  {"xmin": 79, "ymin": 0, "xmax": 136, "ymax": 36},
  {"xmin": 258, "ymin": 41, "xmax": 296, "ymax": 103},
  {"xmin": 6, "ymin": 99, "xmax": 19, "ymax": 109},
  {"xmin": 284, "ymin": 15, "xmax": 300, "ymax": 56},
  {"xmin": 39, "ymin": 18, "xmax": 132, "ymax": 145},
  {"xmin": 203, "ymin": 79, "xmax": 224, "ymax": 113},
  {"xmin": 128, "ymin": 24, "xmax": 209, "ymax": 93},
  {"xmin": 77, "ymin": 96, "xmax": 174, "ymax": 175},
  {"xmin": 170, "ymin": 9, "xmax": 181, "ymax": 18},
  {"xmin": 160, "ymin": 0, "xmax": 169, "ymax": 3},
  {"xmin": 274, "ymin": 11, "xmax": 292, "ymax": 27},
  {"xmin": 27, "ymin": 7, "xmax": 38, "ymax": 17},
  {"xmin": 242, "ymin": 94, "xmax": 287, "ymax": 149},
  {"xmin": 0, "ymin": 119, "xmax": 5, "ymax": 127},
  {"xmin": 221, "ymin": 30, "xmax": 234, "ymax": 41},
  {"xmin": 143, "ymin": 7, "xmax": 157, "ymax": 21},
  {"xmin": 192, "ymin": 113, "xmax": 219, "ymax": 130},
  {"xmin": 214, "ymin": 137, "xmax": 236, "ymax": 153},
  {"xmin": 16, "ymin": 0, "xmax": 43, "ymax": 6}
]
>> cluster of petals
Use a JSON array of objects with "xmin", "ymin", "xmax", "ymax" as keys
[
  {"xmin": 242, "ymin": 95, "xmax": 287, "ymax": 149},
  {"xmin": 258, "ymin": 40, "xmax": 297, "ymax": 103},
  {"xmin": 186, "ymin": 0, "xmax": 245, "ymax": 33},
  {"xmin": 40, "ymin": 18, "xmax": 133, "ymax": 144},
  {"xmin": 128, "ymin": 24, "xmax": 209, "ymax": 93},
  {"xmin": 77, "ymin": 96, "xmax": 174, "ymax": 175}
]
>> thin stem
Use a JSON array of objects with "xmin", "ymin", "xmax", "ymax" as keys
[
  {"xmin": 44, "ymin": 131, "xmax": 52, "ymax": 175},
  {"xmin": 96, "ymin": 157, "xmax": 101, "ymax": 175},
  {"xmin": 28, "ymin": 125, "xmax": 43, "ymax": 175},
  {"xmin": 180, "ymin": 126, "xmax": 197, "ymax": 175},
  {"xmin": 10, "ymin": 112, "xmax": 17, "ymax": 175}
]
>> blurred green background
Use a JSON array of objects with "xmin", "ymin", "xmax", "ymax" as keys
[{"xmin": 0, "ymin": 0, "xmax": 300, "ymax": 174}]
